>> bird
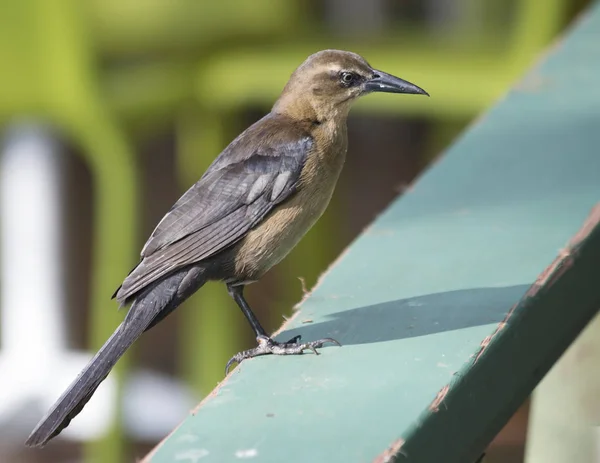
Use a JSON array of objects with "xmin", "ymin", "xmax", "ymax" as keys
[{"xmin": 25, "ymin": 49, "xmax": 428, "ymax": 447}]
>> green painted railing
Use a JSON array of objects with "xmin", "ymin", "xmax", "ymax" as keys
[
  {"xmin": 0, "ymin": 1, "xmax": 579, "ymax": 461},
  {"xmin": 143, "ymin": 2, "xmax": 600, "ymax": 461}
]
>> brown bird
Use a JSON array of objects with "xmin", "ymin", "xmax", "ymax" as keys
[{"xmin": 25, "ymin": 49, "xmax": 428, "ymax": 447}]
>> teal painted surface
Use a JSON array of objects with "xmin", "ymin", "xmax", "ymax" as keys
[{"xmin": 146, "ymin": 3, "xmax": 600, "ymax": 462}]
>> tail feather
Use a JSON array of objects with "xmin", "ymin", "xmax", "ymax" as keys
[
  {"xmin": 25, "ymin": 290, "xmax": 169, "ymax": 447},
  {"xmin": 25, "ymin": 264, "xmax": 205, "ymax": 447}
]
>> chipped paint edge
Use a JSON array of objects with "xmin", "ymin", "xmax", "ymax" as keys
[
  {"xmin": 474, "ymin": 202, "xmax": 600, "ymax": 363},
  {"xmin": 372, "ymin": 438, "xmax": 406, "ymax": 463},
  {"xmin": 371, "ymin": 202, "xmax": 600, "ymax": 463}
]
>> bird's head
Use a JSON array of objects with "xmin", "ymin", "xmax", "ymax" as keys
[{"xmin": 274, "ymin": 49, "xmax": 428, "ymax": 122}]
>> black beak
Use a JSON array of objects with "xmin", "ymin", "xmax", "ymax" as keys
[{"xmin": 365, "ymin": 70, "xmax": 429, "ymax": 96}]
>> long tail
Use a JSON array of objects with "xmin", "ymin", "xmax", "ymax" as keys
[
  {"xmin": 25, "ymin": 320, "xmax": 141, "ymax": 447},
  {"xmin": 25, "ymin": 265, "xmax": 205, "ymax": 447}
]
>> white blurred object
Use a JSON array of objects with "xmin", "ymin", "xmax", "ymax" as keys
[
  {"xmin": 0, "ymin": 124, "xmax": 115, "ymax": 442},
  {"xmin": 123, "ymin": 370, "xmax": 197, "ymax": 440},
  {"xmin": 0, "ymin": 124, "xmax": 196, "ymax": 446}
]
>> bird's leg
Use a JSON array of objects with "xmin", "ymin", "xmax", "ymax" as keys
[{"xmin": 225, "ymin": 284, "xmax": 340, "ymax": 374}]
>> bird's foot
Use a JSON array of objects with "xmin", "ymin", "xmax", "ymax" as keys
[{"xmin": 225, "ymin": 334, "xmax": 340, "ymax": 374}]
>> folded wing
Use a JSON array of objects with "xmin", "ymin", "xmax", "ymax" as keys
[{"xmin": 115, "ymin": 116, "xmax": 313, "ymax": 303}]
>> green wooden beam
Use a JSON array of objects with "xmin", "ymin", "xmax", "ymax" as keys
[{"xmin": 143, "ymin": 2, "xmax": 600, "ymax": 462}]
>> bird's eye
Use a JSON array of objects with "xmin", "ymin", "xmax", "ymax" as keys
[{"xmin": 340, "ymin": 72, "xmax": 357, "ymax": 86}]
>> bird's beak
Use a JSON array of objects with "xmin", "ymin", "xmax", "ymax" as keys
[{"xmin": 365, "ymin": 70, "xmax": 429, "ymax": 96}]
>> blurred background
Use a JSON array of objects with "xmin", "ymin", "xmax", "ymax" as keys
[{"xmin": 0, "ymin": 0, "xmax": 593, "ymax": 462}]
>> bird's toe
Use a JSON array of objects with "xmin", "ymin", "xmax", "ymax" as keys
[{"xmin": 224, "ymin": 335, "xmax": 341, "ymax": 374}]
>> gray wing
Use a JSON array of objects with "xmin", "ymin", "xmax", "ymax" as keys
[{"xmin": 114, "ymin": 123, "xmax": 312, "ymax": 303}]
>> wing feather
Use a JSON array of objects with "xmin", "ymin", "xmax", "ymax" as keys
[{"xmin": 115, "ymin": 115, "xmax": 312, "ymax": 303}]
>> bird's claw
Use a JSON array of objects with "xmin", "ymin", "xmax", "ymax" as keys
[{"xmin": 225, "ymin": 334, "xmax": 341, "ymax": 374}]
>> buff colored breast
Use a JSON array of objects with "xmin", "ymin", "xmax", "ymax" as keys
[{"xmin": 232, "ymin": 121, "xmax": 347, "ymax": 281}]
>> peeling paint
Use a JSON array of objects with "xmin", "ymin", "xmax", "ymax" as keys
[
  {"xmin": 525, "ymin": 248, "xmax": 572, "ymax": 298},
  {"xmin": 473, "ymin": 203, "xmax": 600, "ymax": 366},
  {"xmin": 372, "ymin": 438, "xmax": 406, "ymax": 463},
  {"xmin": 474, "ymin": 335, "xmax": 492, "ymax": 363},
  {"xmin": 429, "ymin": 384, "xmax": 450, "ymax": 412},
  {"xmin": 235, "ymin": 449, "xmax": 258, "ymax": 459},
  {"xmin": 298, "ymin": 276, "xmax": 309, "ymax": 295},
  {"xmin": 526, "ymin": 203, "xmax": 600, "ymax": 299},
  {"xmin": 474, "ymin": 303, "xmax": 517, "ymax": 363},
  {"xmin": 174, "ymin": 448, "xmax": 210, "ymax": 462}
]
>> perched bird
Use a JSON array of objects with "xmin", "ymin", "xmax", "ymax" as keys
[{"xmin": 25, "ymin": 49, "xmax": 428, "ymax": 447}]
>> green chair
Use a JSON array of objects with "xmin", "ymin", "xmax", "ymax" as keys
[{"xmin": 86, "ymin": 0, "xmax": 303, "ymax": 134}]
